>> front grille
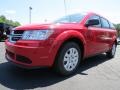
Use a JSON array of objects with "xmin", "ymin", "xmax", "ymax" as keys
[
  {"xmin": 11, "ymin": 36, "xmax": 21, "ymax": 41},
  {"xmin": 9, "ymin": 30, "xmax": 24, "ymax": 42},
  {"xmin": 14, "ymin": 30, "xmax": 24, "ymax": 34}
]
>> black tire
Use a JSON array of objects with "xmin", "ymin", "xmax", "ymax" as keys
[
  {"xmin": 0, "ymin": 31, "xmax": 2, "ymax": 42},
  {"xmin": 0, "ymin": 37, "xmax": 2, "ymax": 42},
  {"xmin": 54, "ymin": 42, "xmax": 81, "ymax": 76},
  {"xmin": 106, "ymin": 43, "xmax": 116, "ymax": 58}
]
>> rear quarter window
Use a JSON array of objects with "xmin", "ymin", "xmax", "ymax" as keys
[{"xmin": 109, "ymin": 22, "xmax": 116, "ymax": 30}]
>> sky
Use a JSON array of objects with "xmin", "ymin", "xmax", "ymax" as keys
[{"xmin": 0, "ymin": 0, "xmax": 120, "ymax": 25}]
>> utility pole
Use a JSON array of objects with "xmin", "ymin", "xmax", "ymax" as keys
[
  {"xmin": 29, "ymin": 6, "xmax": 32, "ymax": 24},
  {"xmin": 64, "ymin": 0, "xmax": 67, "ymax": 15}
]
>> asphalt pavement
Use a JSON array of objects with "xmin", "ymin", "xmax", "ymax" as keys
[{"xmin": 0, "ymin": 42, "xmax": 120, "ymax": 90}]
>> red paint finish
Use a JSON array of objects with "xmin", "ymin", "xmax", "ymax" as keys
[{"xmin": 5, "ymin": 12, "xmax": 117, "ymax": 68}]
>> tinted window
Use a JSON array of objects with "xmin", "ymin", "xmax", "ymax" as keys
[
  {"xmin": 109, "ymin": 21, "xmax": 115, "ymax": 29},
  {"xmin": 86, "ymin": 15, "xmax": 101, "ymax": 28},
  {"xmin": 101, "ymin": 18, "xmax": 110, "ymax": 28},
  {"xmin": 54, "ymin": 13, "xmax": 86, "ymax": 23}
]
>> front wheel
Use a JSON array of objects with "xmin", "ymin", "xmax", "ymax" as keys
[
  {"xmin": 54, "ymin": 42, "xmax": 81, "ymax": 76},
  {"xmin": 106, "ymin": 43, "xmax": 116, "ymax": 58}
]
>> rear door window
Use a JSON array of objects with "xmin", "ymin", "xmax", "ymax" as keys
[
  {"xmin": 101, "ymin": 18, "xmax": 110, "ymax": 28},
  {"xmin": 86, "ymin": 15, "xmax": 102, "ymax": 28}
]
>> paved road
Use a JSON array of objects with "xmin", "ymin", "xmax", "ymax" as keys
[{"xmin": 0, "ymin": 42, "xmax": 120, "ymax": 90}]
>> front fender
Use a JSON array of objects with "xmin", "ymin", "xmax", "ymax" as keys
[
  {"xmin": 53, "ymin": 30, "xmax": 86, "ymax": 47},
  {"xmin": 49, "ymin": 30, "xmax": 86, "ymax": 65}
]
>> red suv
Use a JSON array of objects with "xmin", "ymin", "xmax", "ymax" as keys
[{"xmin": 5, "ymin": 12, "xmax": 117, "ymax": 75}]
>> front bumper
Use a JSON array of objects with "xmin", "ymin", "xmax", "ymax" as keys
[{"xmin": 5, "ymin": 40, "xmax": 55, "ymax": 68}]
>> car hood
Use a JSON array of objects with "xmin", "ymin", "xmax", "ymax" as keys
[{"xmin": 15, "ymin": 23, "xmax": 83, "ymax": 30}]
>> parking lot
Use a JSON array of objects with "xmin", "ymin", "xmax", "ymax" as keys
[{"xmin": 0, "ymin": 42, "xmax": 120, "ymax": 90}]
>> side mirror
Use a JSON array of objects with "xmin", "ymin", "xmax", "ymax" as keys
[{"xmin": 85, "ymin": 19, "xmax": 99, "ymax": 27}]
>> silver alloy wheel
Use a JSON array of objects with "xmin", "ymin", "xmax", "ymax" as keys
[
  {"xmin": 63, "ymin": 48, "xmax": 79, "ymax": 71},
  {"xmin": 112, "ymin": 44, "xmax": 116, "ymax": 56}
]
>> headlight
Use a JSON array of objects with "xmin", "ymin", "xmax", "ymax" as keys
[{"xmin": 22, "ymin": 30, "xmax": 54, "ymax": 40}]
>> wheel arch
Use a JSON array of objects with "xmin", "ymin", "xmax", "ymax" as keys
[
  {"xmin": 57, "ymin": 37, "xmax": 85, "ymax": 60},
  {"xmin": 50, "ymin": 30, "xmax": 86, "ymax": 66}
]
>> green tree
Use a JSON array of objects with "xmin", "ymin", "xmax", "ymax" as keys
[
  {"xmin": 0, "ymin": 15, "xmax": 6, "ymax": 23},
  {"xmin": 13, "ymin": 21, "xmax": 21, "ymax": 26},
  {"xmin": 116, "ymin": 24, "xmax": 120, "ymax": 30},
  {"xmin": 114, "ymin": 24, "xmax": 120, "ymax": 37},
  {"xmin": 0, "ymin": 15, "xmax": 21, "ymax": 27}
]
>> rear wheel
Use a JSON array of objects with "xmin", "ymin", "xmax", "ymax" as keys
[
  {"xmin": 106, "ymin": 43, "xmax": 116, "ymax": 58},
  {"xmin": 54, "ymin": 42, "xmax": 81, "ymax": 76}
]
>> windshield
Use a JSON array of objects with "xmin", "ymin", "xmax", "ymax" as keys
[{"xmin": 54, "ymin": 13, "xmax": 86, "ymax": 23}]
